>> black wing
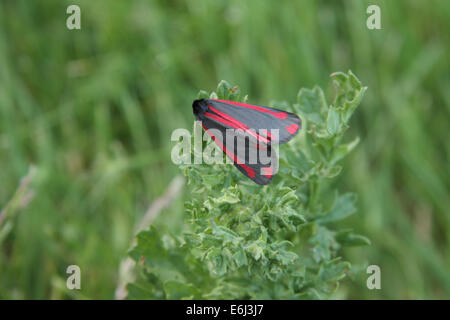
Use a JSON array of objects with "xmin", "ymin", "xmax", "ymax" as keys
[{"xmin": 193, "ymin": 99, "xmax": 301, "ymax": 145}]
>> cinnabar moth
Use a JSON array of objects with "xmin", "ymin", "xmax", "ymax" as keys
[{"xmin": 192, "ymin": 99, "xmax": 301, "ymax": 185}]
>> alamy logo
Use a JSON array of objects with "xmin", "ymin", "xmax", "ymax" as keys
[
  {"xmin": 66, "ymin": 5, "xmax": 81, "ymax": 30},
  {"xmin": 366, "ymin": 5, "xmax": 381, "ymax": 30},
  {"xmin": 366, "ymin": 265, "xmax": 381, "ymax": 290},
  {"xmin": 66, "ymin": 265, "xmax": 81, "ymax": 290}
]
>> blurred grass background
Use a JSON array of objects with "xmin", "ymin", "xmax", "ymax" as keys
[{"xmin": 0, "ymin": 0, "xmax": 449, "ymax": 299}]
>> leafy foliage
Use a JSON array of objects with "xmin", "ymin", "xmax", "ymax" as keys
[{"xmin": 128, "ymin": 71, "xmax": 369, "ymax": 299}]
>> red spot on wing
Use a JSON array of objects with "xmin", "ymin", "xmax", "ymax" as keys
[
  {"xmin": 201, "ymin": 123, "xmax": 255, "ymax": 178},
  {"xmin": 213, "ymin": 99, "xmax": 288, "ymax": 119},
  {"xmin": 261, "ymin": 167, "xmax": 273, "ymax": 178},
  {"xmin": 285, "ymin": 124, "xmax": 299, "ymax": 134}
]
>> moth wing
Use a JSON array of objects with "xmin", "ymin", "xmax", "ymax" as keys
[
  {"xmin": 199, "ymin": 116, "xmax": 278, "ymax": 185},
  {"xmin": 206, "ymin": 99, "xmax": 301, "ymax": 145}
]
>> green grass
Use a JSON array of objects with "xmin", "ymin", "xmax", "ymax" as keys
[{"xmin": 0, "ymin": 0, "xmax": 449, "ymax": 299}]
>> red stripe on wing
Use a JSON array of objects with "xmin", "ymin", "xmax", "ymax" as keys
[
  {"xmin": 208, "ymin": 105, "xmax": 248, "ymax": 130},
  {"xmin": 201, "ymin": 123, "xmax": 256, "ymax": 178},
  {"xmin": 204, "ymin": 108, "xmax": 270, "ymax": 144},
  {"xmin": 213, "ymin": 99, "xmax": 288, "ymax": 119}
]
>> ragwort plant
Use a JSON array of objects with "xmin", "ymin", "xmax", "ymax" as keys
[{"xmin": 127, "ymin": 71, "xmax": 369, "ymax": 299}]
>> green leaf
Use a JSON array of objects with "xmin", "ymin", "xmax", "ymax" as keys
[
  {"xmin": 329, "ymin": 71, "xmax": 347, "ymax": 85},
  {"xmin": 164, "ymin": 280, "xmax": 201, "ymax": 299},
  {"xmin": 206, "ymin": 249, "xmax": 228, "ymax": 276},
  {"xmin": 201, "ymin": 173, "xmax": 225, "ymax": 187},
  {"xmin": 317, "ymin": 259, "xmax": 351, "ymax": 283},
  {"xmin": 209, "ymin": 92, "xmax": 218, "ymax": 99},
  {"xmin": 276, "ymin": 249, "xmax": 298, "ymax": 265},
  {"xmin": 331, "ymin": 136, "xmax": 360, "ymax": 164},
  {"xmin": 317, "ymin": 193, "xmax": 357, "ymax": 223},
  {"xmin": 336, "ymin": 230, "xmax": 371, "ymax": 247},
  {"xmin": 330, "ymin": 70, "xmax": 366, "ymax": 123},
  {"xmin": 211, "ymin": 220, "xmax": 241, "ymax": 243},
  {"xmin": 232, "ymin": 246, "xmax": 248, "ymax": 267},
  {"xmin": 326, "ymin": 106, "xmax": 340, "ymax": 135},
  {"xmin": 348, "ymin": 70, "xmax": 362, "ymax": 91},
  {"xmin": 295, "ymin": 86, "xmax": 327, "ymax": 125},
  {"xmin": 321, "ymin": 165, "xmax": 342, "ymax": 179},
  {"xmin": 197, "ymin": 90, "xmax": 209, "ymax": 99},
  {"xmin": 214, "ymin": 190, "xmax": 240, "ymax": 204},
  {"xmin": 246, "ymin": 241, "xmax": 265, "ymax": 261},
  {"xmin": 310, "ymin": 226, "xmax": 336, "ymax": 262},
  {"xmin": 217, "ymin": 80, "xmax": 231, "ymax": 99}
]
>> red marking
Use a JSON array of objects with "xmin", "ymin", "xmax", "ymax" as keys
[
  {"xmin": 261, "ymin": 167, "xmax": 273, "ymax": 178},
  {"xmin": 213, "ymin": 99, "xmax": 288, "ymax": 119},
  {"xmin": 204, "ymin": 112, "xmax": 241, "ymax": 129},
  {"xmin": 201, "ymin": 123, "xmax": 255, "ymax": 178},
  {"xmin": 208, "ymin": 106, "xmax": 248, "ymax": 130},
  {"xmin": 260, "ymin": 129, "xmax": 273, "ymax": 141},
  {"xmin": 204, "ymin": 108, "xmax": 270, "ymax": 144},
  {"xmin": 285, "ymin": 124, "xmax": 299, "ymax": 134}
]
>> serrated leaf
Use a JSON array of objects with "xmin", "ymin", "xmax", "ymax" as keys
[
  {"xmin": 342, "ymin": 87, "xmax": 367, "ymax": 122},
  {"xmin": 330, "ymin": 71, "xmax": 348, "ymax": 85},
  {"xmin": 214, "ymin": 191, "xmax": 240, "ymax": 204},
  {"xmin": 211, "ymin": 221, "xmax": 240, "ymax": 243},
  {"xmin": 348, "ymin": 70, "xmax": 362, "ymax": 90}
]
